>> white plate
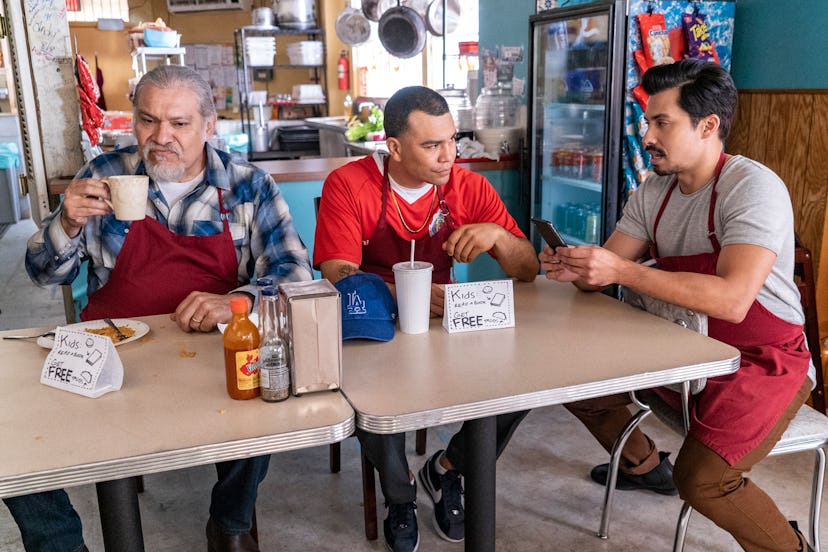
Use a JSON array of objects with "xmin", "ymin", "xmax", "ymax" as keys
[
  {"xmin": 217, "ymin": 312, "xmax": 258, "ymax": 335},
  {"xmin": 38, "ymin": 318, "xmax": 151, "ymax": 349}
]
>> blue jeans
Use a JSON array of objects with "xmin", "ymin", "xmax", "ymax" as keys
[
  {"xmin": 3, "ymin": 455, "xmax": 271, "ymax": 550},
  {"xmin": 210, "ymin": 455, "xmax": 271, "ymax": 534},
  {"xmin": 3, "ymin": 490, "xmax": 84, "ymax": 552}
]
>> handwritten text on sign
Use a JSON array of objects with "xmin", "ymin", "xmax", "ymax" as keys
[
  {"xmin": 442, "ymin": 280, "xmax": 515, "ymax": 333},
  {"xmin": 40, "ymin": 328, "xmax": 123, "ymax": 398}
]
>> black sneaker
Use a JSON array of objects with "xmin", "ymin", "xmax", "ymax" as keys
[
  {"xmin": 418, "ymin": 450, "xmax": 465, "ymax": 542},
  {"xmin": 590, "ymin": 451, "xmax": 678, "ymax": 496},
  {"xmin": 789, "ymin": 520, "xmax": 815, "ymax": 552},
  {"xmin": 383, "ymin": 502, "xmax": 419, "ymax": 552}
]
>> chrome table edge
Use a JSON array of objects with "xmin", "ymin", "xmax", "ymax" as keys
[
  {"xmin": 349, "ymin": 356, "xmax": 739, "ymax": 434},
  {"xmin": 0, "ymin": 417, "xmax": 354, "ymax": 499}
]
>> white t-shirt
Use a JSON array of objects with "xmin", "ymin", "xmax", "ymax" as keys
[
  {"xmin": 615, "ymin": 155, "xmax": 803, "ymax": 326},
  {"xmin": 156, "ymin": 170, "xmax": 205, "ymax": 208}
]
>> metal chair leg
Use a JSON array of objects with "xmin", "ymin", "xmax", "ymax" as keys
[
  {"xmin": 598, "ymin": 398, "xmax": 652, "ymax": 538},
  {"xmin": 810, "ymin": 447, "xmax": 825, "ymax": 552},
  {"xmin": 673, "ymin": 502, "xmax": 693, "ymax": 552}
]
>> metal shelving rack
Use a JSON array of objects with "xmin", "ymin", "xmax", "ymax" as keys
[{"xmin": 234, "ymin": 26, "xmax": 327, "ymax": 161}]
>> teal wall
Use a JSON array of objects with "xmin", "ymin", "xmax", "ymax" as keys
[
  {"xmin": 731, "ymin": 0, "xmax": 828, "ymax": 89},
  {"xmin": 479, "ymin": 0, "xmax": 828, "ymax": 92}
]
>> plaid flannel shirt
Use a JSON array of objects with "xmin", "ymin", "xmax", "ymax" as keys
[{"xmin": 26, "ymin": 144, "xmax": 312, "ymax": 297}]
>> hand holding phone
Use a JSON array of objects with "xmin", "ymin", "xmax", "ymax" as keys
[{"xmin": 531, "ymin": 218, "xmax": 568, "ymax": 251}]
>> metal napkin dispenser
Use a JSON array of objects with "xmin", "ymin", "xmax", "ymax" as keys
[{"xmin": 277, "ymin": 280, "xmax": 342, "ymax": 395}]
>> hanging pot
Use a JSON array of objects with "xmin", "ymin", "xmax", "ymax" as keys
[
  {"xmin": 274, "ymin": 0, "xmax": 316, "ymax": 30},
  {"xmin": 362, "ymin": 0, "xmax": 382, "ymax": 22},
  {"xmin": 425, "ymin": 0, "xmax": 460, "ymax": 37},
  {"xmin": 378, "ymin": 1, "xmax": 426, "ymax": 59},
  {"xmin": 336, "ymin": 6, "xmax": 372, "ymax": 46}
]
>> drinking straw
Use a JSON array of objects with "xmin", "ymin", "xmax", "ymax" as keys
[{"xmin": 410, "ymin": 239, "xmax": 415, "ymax": 268}]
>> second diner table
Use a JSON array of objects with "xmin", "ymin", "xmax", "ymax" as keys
[{"xmin": 341, "ymin": 277, "xmax": 740, "ymax": 551}]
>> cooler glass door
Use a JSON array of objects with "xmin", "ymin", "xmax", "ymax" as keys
[{"xmin": 528, "ymin": 1, "xmax": 626, "ymax": 247}]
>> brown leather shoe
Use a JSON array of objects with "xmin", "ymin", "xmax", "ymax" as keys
[{"xmin": 206, "ymin": 518, "xmax": 260, "ymax": 552}]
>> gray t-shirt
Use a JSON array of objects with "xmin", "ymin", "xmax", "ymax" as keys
[{"xmin": 615, "ymin": 155, "xmax": 804, "ymax": 326}]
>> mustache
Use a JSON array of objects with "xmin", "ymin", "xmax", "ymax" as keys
[
  {"xmin": 142, "ymin": 142, "xmax": 182, "ymax": 157},
  {"xmin": 645, "ymin": 146, "xmax": 665, "ymax": 156}
]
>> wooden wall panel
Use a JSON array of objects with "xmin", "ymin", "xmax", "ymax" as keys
[
  {"xmin": 803, "ymin": 96, "xmax": 828, "ymax": 272},
  {"xmin": 729, "ymin": 89, "xmax": 828, "ymax": 341},
  {"xmin": 729, "ymin": 93, "xmax": 772, "ymax": 160},
  {"xmin": 807, "ymin": 96, "xmax": 828, "ymax": 339}
]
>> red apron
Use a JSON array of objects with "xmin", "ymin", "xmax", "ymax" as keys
[
  {"xmin": 361, "ymin": 157, "xmax": 456, "ymax": 285},
  {"xmin": 81, "ymin": 188, "xmax": 239, "ymax": 320},
  {"xmin": 651, "ymin": 153, "xmax": 811, "ymax": 465}
]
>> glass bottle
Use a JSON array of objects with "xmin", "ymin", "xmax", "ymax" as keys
[
  {"xmin": 256, "ymin": 277, "xmax": 274, "ymax": 325},
  {"xmin": 259, "ymin": 287, "xmax": 290, "ymax": 402},
  {"xmin": 343, "ymin": 93, "xmax": 353, "ymax": 119},
  {"xmin": 223, "ymin": 296, "xmax": 260, "ymax": 400}
]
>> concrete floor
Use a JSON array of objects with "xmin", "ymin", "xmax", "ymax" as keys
[{"xmin": 1, "ymin": 218, "xmax": 825, "ymax": 551}]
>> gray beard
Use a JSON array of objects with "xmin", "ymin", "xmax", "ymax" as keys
[{"xmin": 144, "ymin": 160, "xmax": 186, "ymax": 182}]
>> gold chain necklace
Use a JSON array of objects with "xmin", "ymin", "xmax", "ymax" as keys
[{"xmin": 389, "ymin": 183, "xmax": 437, "ymax": 234}]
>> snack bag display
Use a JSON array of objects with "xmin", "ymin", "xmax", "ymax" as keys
[
  {"xmin": 682, "ymin": 12, "xmax": 718, "ymax": 62},
  {"xmin": 668, "ymin": 26, "xmax": 687, "ymax": 61},
  {"xmin": 637, "ymin": 12, "xmax": 674, "ymax": 69},
  {"xmin": 632, "ymin": 84, "xmax": 649, "ymax": 112}
]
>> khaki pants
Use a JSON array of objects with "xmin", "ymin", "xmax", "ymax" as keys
[{"xmin": 565, "ymin": 378, "xmax": 812, "ymax": 552}]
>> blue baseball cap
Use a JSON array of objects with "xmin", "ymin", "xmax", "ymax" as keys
[{"xmin": 334, "ymin": 273, "xmax": 397, "ymax": 342}]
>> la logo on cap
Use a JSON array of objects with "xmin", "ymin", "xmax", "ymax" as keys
[{"xmin": 346, "ymin": 289, "xmax": 368, "ymax": 316}]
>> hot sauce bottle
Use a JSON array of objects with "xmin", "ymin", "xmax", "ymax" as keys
[{"xmin": 223, "ymin": 296, "xmax": 260, "ymax": 400}]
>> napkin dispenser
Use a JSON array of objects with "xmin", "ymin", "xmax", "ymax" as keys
[{"xmin": 277, "ymin": 280, "xmax": 341, "ymax": 395}]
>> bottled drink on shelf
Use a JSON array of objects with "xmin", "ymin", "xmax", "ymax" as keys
[{"xmin": 343, "ymin": 93, "xmax": 353, "ymax": 119}]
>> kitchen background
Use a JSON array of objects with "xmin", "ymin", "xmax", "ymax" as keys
[{"xmin": 0, "ymin": 0, "xmax": 826, "ymax": 369}]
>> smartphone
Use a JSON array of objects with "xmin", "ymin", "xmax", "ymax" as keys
[{"xmin": 531, "ymin": 217, "xmax": 568, "ymax": 251}]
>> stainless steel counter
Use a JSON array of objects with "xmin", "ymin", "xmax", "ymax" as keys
[{"xmin": 304, "ymin": 116, "xmax": 349, "ymax": 157}]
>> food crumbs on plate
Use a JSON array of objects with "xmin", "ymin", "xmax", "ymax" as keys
[
  {"xmin": 179, "ymin": 349, "xmax": 197, "ymax": 358},
  {"xmin": 218, "ymin": 409, "xmax": 227, "ymax": 414},
  {"xmin": 85, "ymin": 325, "xmax": 136, "ymax": 342}
]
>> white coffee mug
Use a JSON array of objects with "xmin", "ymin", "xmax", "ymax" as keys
[{"xmin": 102, "ymin": 175, "xmax": 148, "ymax": 221}]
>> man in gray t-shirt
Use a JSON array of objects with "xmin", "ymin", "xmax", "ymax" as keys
[{"xmin": 541, "ymin": 60, "xmax": 813, "ymax": 552}]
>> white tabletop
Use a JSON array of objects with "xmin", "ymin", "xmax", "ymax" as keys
[
  {"xmin": 0, "ymin": 314, "xmax": 354, "ymax": 499},
  {"xmin": 342, "ymin": 278, "xmax": 740, "ymax": 433}
]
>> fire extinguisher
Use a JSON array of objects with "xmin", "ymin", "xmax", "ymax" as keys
[{"xmin": 337, "ymin": 50, "xmax": 350, "ymax": 91}]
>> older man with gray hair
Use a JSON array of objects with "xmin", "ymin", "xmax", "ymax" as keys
[{"xmin": 12, "ymin": 65, "xmax": 311, "ymax": 551}]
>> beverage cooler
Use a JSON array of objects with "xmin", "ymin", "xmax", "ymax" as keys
[
  {"xmin": 527, "ymin": 0, "xmax": 736, "ymax": 248},
  {"xmin": 528, "ymin": 0, "xmax": 627, "ymax": 247}
]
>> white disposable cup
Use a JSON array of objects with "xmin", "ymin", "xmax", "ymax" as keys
[
  {"xmin": 103, "ymin": 175, "xmax": 148, "ymax": 221},
  {"xmin": 392, "ymin": 261, "xmax": 434, "ymax": 334}
]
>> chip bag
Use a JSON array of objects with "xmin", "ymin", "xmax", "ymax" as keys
[
  {"xmin": 668, "ymin": 26, "xmax": 687, "ymax": 62},
  {"xmin": 682, "ymin": 12, "xmax": 720, "ymax": 63},
  {"xmin": 638, "ymin": 12, "xmax": 675, "ymax": 69}
]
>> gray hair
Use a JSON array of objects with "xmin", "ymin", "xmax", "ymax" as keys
[{"xmin": 132, "ymin": 65, "xmax": 216, "ymax": 119}]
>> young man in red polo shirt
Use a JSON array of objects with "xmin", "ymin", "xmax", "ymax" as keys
[{"xmin": 314, "ymin": 85, "xmax": 538, "ymax": 552}]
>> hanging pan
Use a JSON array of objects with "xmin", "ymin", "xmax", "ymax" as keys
[
  {"xmin": 362, "ymin": 0, "xmax": 382, "ymax": 22},
  {"xmin": 425, "ymin": 0, "xmax": 460, "ymax": 37},
  {"xmin": 378, "ymin": 0, "xmax": 426, "ymax": 59},
  {"xmin": 335, "ymin": 6, "xmax": 372, "ymax": 46}
]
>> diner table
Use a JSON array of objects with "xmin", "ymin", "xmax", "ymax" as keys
[
  {"xmin": 341, "ymin": 277, "xmax": 740, "ymax": 552},
  {"xmin": 0, "ymin": 314, "xmax": 355, "ymax": 552}
]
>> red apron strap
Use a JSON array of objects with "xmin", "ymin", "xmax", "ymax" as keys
[{"xmin": 650, "ymin": 151, "xmax": 727, "ymax": 258}]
